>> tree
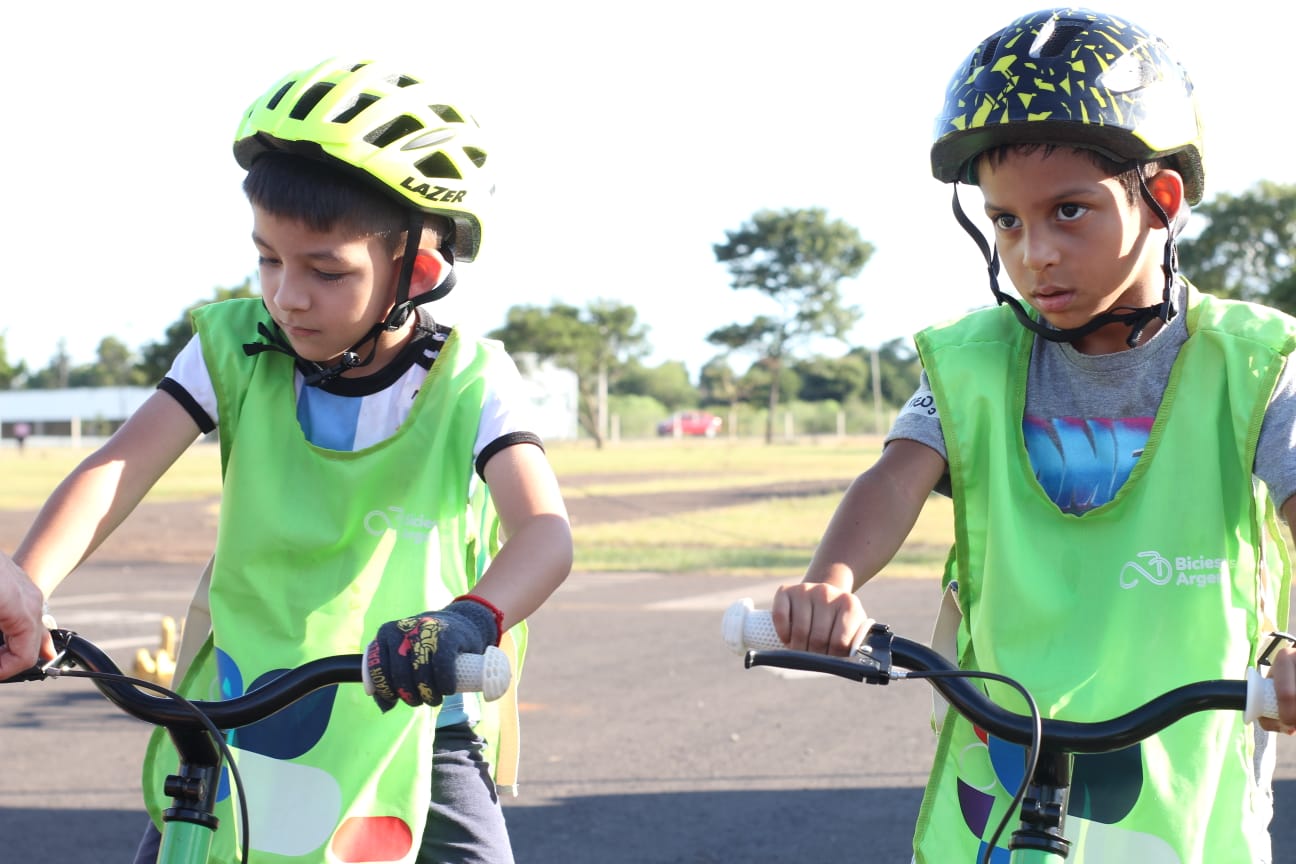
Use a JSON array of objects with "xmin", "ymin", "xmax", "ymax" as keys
[
  {"xmin": 709, "ymin": 207, "xmax": 873, "ymax": 442},
  {"xmin": 26, "ymin": 340, "xmax": 73, "ymax": 389},
  {"xmin": 137, "ymin": 279, "xmax": 257, "ymax": 383},
  {"xmin": 489, "ymin": 299, "xmax": 649, "ymax": 447},
  {"xmin": 67, "ymin": 337, "xmax": 148, "ymax": 387},
  {"xmin": 791, "ymin": 353, "xmax": 869, "ymax": 403},
  {"xmin": 615, "ymin": 360, "xmax": 697, "ymax": 410},
  {"xmin": 0, "ymin": 332, "xmax": 23, "ymax": 389},
  {"xmin": 1177, "ymin": 181, "xmax": 1296, "ymax": 313}
]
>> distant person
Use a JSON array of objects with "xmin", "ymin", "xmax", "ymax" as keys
[
  {"xmin": 9, "ymin": 57, "xmax": 572, "ymax": 864},
  {"xmin": 12, "ymin": 422, "xmax": 30, "ymax": 453},
  {"xmin": 768, "ymin": 8, "xmax": 1296, "ymax": 862}
]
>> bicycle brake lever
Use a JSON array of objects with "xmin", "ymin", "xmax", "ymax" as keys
[
  {"xmin": 0, "ymin": 628, "xmax": 75, "ymax": 682},
  {"xmin": 1259, "ymin": 631, "xmax": 1296, "ymax": 666},
  {"xmin": 852, "ymin": 623, "xmax": 895, "ymax": 685}
]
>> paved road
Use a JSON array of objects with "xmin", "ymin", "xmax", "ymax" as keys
[{"xmin": 2, "ymin": 562, "xmax": 1295, "ymax": 862}]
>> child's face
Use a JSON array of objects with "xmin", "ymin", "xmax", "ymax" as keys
[
  {"xmin": 977, "ymin": 147, "xmax": 1167, "ymax": 353},
  {"xmin": 251, "ymin": 206, "xmax": 402, "ymax": 369}
]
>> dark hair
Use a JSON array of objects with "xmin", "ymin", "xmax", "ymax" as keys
[
  {"xmin": 242, "ymin": 152, "xmax": 450, "ymax": 252},
  {"xmin": 979, "ymin": 143, "xmax": 1165, "ymax": 206}
]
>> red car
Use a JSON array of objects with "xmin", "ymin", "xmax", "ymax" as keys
[{"xmin": 657, "ymin": 411, "xmax": 722, "ymax": 437}]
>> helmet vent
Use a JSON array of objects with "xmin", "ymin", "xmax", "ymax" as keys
[
  {"xmin": 290, "ymin": 83, "xmax": 335, "ymax": 120},
  {"xmin": 976, "ymin": 35, "xmax": 1003, "ymax": 68},
  {"xmin": 332, "ymin": 94, "xmax": 379, "ymax": 124},
  {"xmin": 365, "ymin": 115, "xmax": 425, "ymax": 148},
  {"xmin": 414, "ymin": 152, "xmax": 463, "ymax": 180},
  {"xmin": 266, "ymin": 81, "xmax": 295, "ymax": 111},
  {"xmin": 430, "ymin": 105, "xmax": 466, "ymax": 124},
  {"xmin": 1030, "ymin": 21, "xmax": 1085, "ymax": 58},
  {"xmin": 464, "ymin": 147, "xmax": 487, "ymax": 169}
]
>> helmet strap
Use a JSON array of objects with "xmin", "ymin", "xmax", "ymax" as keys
[
  {"xmin": 243, "ymin": 318, "xmax": 383, "ymax": 387},
  {"xmin": 950, "ymin": 177, "xmax": 1177, "ymax": 350}
]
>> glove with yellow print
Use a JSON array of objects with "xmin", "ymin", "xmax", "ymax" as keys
[{"xmin": 365, "ymin": 597, "xmax": 501, "ymax": 712}]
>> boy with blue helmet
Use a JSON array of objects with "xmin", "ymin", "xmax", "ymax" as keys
[
  {"xmin": 9, "ymin": 57, "xmax": 571, "ymax": 863},
  {"xmin": 770, "ymin": 8, "xmax": 1296, "ymax": 862}
]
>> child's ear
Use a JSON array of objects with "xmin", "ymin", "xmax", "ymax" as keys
[
  {"xmin": 1146, "ymin": 169, "xmax": 1185, "ymax": 229},
  {"xmin": 407, "ymin": 249, "xmax": 449, "ymax": 300}
]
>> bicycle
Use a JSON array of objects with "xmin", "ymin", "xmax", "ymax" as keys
[
  {"xmin": 2, "ymin": 627, "xmax": 511, "ymax": 864},
  {"xmin": 722, "ymin": 598, "xmax": 1286, "ymax": 864}
]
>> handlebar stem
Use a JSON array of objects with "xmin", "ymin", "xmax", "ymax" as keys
[{"xmin": 1011, "ymin": 751, "xmax": 1072, "ymax": 857}]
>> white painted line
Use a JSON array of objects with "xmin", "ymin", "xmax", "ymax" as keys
[
  {"xmin": 644, "ymin": 580, "xmax": 788, "ymax": 612},
  {"xmin": 52, "ymin": 591, "xmax": 191, "ymax": 606}
]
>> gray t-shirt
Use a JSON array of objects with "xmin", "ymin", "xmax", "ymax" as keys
[{"xmin": 889, "ymin": 285, "xmax": 1296, "ymax": 515}]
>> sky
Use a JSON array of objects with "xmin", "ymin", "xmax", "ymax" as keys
[{"xmin": 5, "ymin": 1, "xmax": 1295, "ymax": 380}]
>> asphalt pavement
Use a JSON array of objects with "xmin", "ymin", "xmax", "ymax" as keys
[{"xmin": 2, "ymin": 562, "xmax": 1294, "ymax": 863}]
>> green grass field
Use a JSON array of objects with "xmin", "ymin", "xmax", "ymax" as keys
[{"xmin": 0, "ymin": 436, "xmax": 950, "ymax": 579}]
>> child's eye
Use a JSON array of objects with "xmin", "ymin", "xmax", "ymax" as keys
[
  {"xmin": 1057, "ymin": 203, "xmax": 1088, "ymax": 221},
  {"xmin": 992, "ymin": 213, "xmax": 1020, "ymax": 231},
  {"xmin": 257, "ymin": 256, "xmax": 280, "ymax": 268},
  {"xmin": 315, "ymin": 270, "xmax": 346, "ymax": 282}
]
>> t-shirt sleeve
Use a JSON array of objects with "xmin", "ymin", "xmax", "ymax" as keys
[
  {"xmin": 885, "ymin": 371, "xmax": 952, "ymax": 497},
  {"xmin": 474, "ymin": 348, "xmax": 544, "ymax": 480},
  {"xmin": 157, "ymin": 335, "xmax": 218, "ymax": 434},
  {"xmin": 1255, "ymin": 356, "xmax": 1296, "ymax": 513},
  {"xmin": 887, "ymin": 370, "xmax": 948, "ymax": 460}
]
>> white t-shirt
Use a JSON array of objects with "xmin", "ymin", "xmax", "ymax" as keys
[{"xmin": 162, "ymin": 310, "xmax": 540, "ymax": 478}]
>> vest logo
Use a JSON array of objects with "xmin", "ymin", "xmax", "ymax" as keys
[
  {"xmin": 1119, "ymin": 550, "xmax": 1229, "ymax": 589},
  {"xmin": 364, "ymin": 506, "xmax": 434, "ymax": 543}
]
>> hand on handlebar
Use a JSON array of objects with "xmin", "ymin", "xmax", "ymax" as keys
[
  {"xmin": 364, "ymin": 598, "xmax": 501, "ymax": 712},
  {"xmin": 772, "ymin": 581, "xmax": 874, "ymax": 657},
  {"xmin": 0, "ymin": 555, "xmax": 54, "ymax": 681},
  {"xmin": 1262, "ymin": 642, "xmax": 1296, "ymax": 733}
]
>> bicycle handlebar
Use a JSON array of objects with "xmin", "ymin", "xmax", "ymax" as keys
[
  {"xmin": 723, "ymin": 599, "xmax": 1280, "ymax": 753},
  {"xmin": 6, "ymin": 629, "xmax": 511, "ymax": 731}
]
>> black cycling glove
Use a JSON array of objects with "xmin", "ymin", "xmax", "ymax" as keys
[{"xmin": 365, "ymin": 597, "xmax": 501, "ymax": 712}]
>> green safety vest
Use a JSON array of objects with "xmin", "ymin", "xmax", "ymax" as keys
[
  {"xmin": 912, "ymin": 287, "xmax": 1295, "ymax": 863},
  {"xmin": 141, "ymin": 299, "xmax": 526, "ymax": 864}
]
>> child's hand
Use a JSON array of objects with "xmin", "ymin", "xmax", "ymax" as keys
[
  {"xmin": 1263, "ymin": 643, "xmax": 1296, "ymax": 734},
  {"xmin": 771, "ymin": 581, "xmax": 872, "ymax": 657},
  {"xmin": 364, "ymin": 598, "xmax": 501, "ymax": 712}
]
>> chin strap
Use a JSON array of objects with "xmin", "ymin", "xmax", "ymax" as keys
[
  {"xmin": 243, "ymin": 319, "xmax": 382, "ymax": 386},
  {"xmin": 951, "ymin": 168, "xmax": 1178, "ymax": 349}
]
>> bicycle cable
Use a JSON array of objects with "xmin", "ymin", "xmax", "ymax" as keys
[
  {"xmin": 54, "ymin": 667, "xmax": 253, "ymax": 864},
  {"xmin": 902, "ymin": 668, "xmax": 1042, "ymax": 864}
]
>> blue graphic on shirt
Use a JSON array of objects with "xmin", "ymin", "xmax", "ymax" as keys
[{"xmin": 1023, "ymin": 415, "xmax": 1153, "ymax": 514}]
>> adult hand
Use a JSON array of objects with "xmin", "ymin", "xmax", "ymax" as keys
[
  {"xmin": 0, "ymin": 554, "xmax": 52, "ymax": 680},
  {"xmin": 364, "ymin": 597, "xmax": 501, "ymax": 712}
]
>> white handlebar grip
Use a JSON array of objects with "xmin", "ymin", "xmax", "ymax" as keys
[
  {"xmin": 361, "ymin": 645, "xmax": 512, "ymax": 702},
  {"xmin": 722, "ymin": 599, "xmax": 785, "ymax": 654},
  {"xmin": 455, "ymin": 645, "xmax": 512, "ymax": 702},
  {"xmin": 1245, "ymin": 667, "xmax": 1281, "ymax": 723}
]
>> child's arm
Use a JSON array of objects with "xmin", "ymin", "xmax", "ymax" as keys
[
  {"xmin": 470, "ymin": 442, "xmax": 573, "ymax": 630},
  {"xmin": 14, "ymin": 391, "xmax": 202, "ymax": 598},
  {"xmin": 364, "ymin": 441, "xmax": 571, "ymax": 711},
  {"xmin": 773, "ymin": 438, "xmax": 947, "ymax": 655},
  {"xmin": 1265, "ymin": 496, "xmax": 1296, "ymax": 731}
]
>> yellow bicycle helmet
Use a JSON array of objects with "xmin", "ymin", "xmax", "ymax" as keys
[
  {"xmin": 930, "ymin": 7, "xmax": 1205, "ymax": 204},
  {"xmin": 234, "ymin": 57, "xmax": 492, "ymax": 262}
]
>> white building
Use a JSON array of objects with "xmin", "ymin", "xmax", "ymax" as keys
[{"xmin": 1, "ymin": 359, "xmax": 580, "ymax": 447}]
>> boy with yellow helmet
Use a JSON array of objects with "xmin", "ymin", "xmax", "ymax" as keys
[
  {"xmin": 770, "ymin": 8, "xmax": 1296, "ymax": 862},
  {"xmin": 9, "ymin": 57, "xmax": 572, "ymax": 863}
]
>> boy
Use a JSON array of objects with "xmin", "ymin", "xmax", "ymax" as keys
[
  {"xmin": 10, "ymin": 57, "xmax": 572, "ymax": 864},
  {"xmin": 771, "ymin": 8, "xmax": 1296, "ymax": 862}
]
